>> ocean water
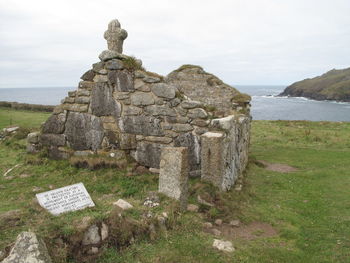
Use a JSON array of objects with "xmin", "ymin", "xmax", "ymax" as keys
[
  {"xmin": 236, "ymin": 85, "xmax": 350, "ymax": 122},
  {"xmin": 0, "ymin": 86, "xmax": 350, "ymax": 122}
]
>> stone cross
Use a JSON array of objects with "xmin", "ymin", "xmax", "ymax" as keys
[{"xmin": 104, "ymin": 19, "xmax": 128, "ymax": 53}]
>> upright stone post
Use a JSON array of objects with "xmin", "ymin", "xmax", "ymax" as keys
[
  {"xmin": 201, "ymin": 131, "xmax": 228, "ymax": 191},
  {"xmin": 159, "ymin": 147, "xmax": 189, "ymax": 209}
]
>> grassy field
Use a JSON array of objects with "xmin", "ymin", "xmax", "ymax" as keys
[{"xmin": 0, "ymin": 108, "xmax": 349, "ymax": 262}]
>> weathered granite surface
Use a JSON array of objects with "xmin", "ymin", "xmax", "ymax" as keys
[
  {"xmin": 159, "ymin": 147, "xmax": 189, "ymax": 209},
  {"xmin": 1, "ymin": 232, "xmax": 52, "ymax": 263}
]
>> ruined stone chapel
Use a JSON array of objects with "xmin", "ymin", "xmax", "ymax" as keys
[{"xmin": 28, "ymin": 19, "xmax": 252, "ymax": 191}]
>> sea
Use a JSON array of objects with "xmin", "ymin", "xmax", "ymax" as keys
[{"xmin": 0, "ymin": 86, "xmax": 350, "ymax": 122}]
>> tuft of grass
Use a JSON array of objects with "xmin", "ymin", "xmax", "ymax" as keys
[
  {"xmin": 173, "ymin": 64, "xmax": 204, "ymax": 73},
  {"xmin": 123, "ymin": 56, "xmax": 145, "ymax": 71}
]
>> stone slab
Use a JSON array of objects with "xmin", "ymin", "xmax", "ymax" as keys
[
  {"xmin": 159, "ymin": 147, "xmax": 189, "ymax": 209},
  {"xmin": 36, "ymin": 183, "xmax": 95, "ymax": 216}
]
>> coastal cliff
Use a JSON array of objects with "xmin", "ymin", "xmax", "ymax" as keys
[{"xmin": 279, "ymin": 68, "xmax": 350, "ymax": 102}]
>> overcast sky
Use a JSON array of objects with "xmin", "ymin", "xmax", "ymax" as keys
[{"xmin": 0, "ymin": 0, "xmax": 349, "ymax": 88}]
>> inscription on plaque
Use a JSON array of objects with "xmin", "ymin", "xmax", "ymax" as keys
[{"xmin": 36, "ymin": 183, "xmax": 95, "ymax": 215}]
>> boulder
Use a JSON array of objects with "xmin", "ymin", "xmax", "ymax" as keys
[
  {"xmin": 212, "ymin": 239, "xmax": 234, "ymax": 252},
  {"xmin": 1, "ymin": 231, "xmax": 52, "ymax": 263},
  {"xmin": 42, "ymin": 113, "xmax": 66, "ymax": 134}
]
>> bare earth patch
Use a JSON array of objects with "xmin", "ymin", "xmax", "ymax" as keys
[
  {"xmin": 257, "ymin": 160, "xmax": 298, "ymax": 173},
  {"xmin": 204, "ymin": 221, "xmax": 278, "ymax": 240}
]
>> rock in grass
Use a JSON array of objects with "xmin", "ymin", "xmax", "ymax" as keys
[
  {"xmin": 113, "ymin": 199, "xmax": 133, "ymax": 210},
  {"xmin": 1, "ymin": 231, "xmax": 52, "ymax": 263},
  {"xmin": 82, "ymin": 224, "xmax": 101, "ymax": 245},
  {"xmin": 187, "ymin": 204, "xmax": 199, "ymax": 212},
  {"xmin": 212, "ymin": 239, "xmax": 235, "ymax": 252}
]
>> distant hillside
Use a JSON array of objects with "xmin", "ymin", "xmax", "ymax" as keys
[{"xmin": 279, "ymin": 68, "xmax": 350, "ymax": 102}]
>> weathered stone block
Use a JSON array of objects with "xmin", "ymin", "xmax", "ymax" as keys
[
  {"xmin": 93, "ymin": 74, "xmax": 108, "ymax": 83},
  {"xmin": 42, "ymin": 113, "xmax": 66, "ymax": 134},
  {"xmin": 134, "ymin": 79, "xmax": 150, "ymax": 91},
  {"xmin": 201, "ymin": 132, "xmax": 234, "ymax": 191},
  {"xmin": 113, "ymin": 91, "xmax": 130, "ymax": 100},
  {"xmin": 64, "ymin": 96, "xmax": 75, "ymax": 103},
  {"xmin": 123, "ymin": 105, "xmax": 142, "ymax": 116},
  {"xmin": 172, "ymin": 123, "xmax": 193, "ymax": 132},
  {"xmin": 81, "ymin": 69, "xmax": 96, "ymax": 81},
  {"xmin": 144, "ymin": 105, "xmax": 176, "ymax": 117},
  {"xmin": 119, "ymin": 116, "xmax": 163, "ymax": 136},
  {"xmin": 79, "ymin": 81, "xmax": 95, "ymax": 90},
  {"xmin": 64, "ymin": 112, "xmax": 104, "ymax": 151},
  {"xmin": 151, "ymin": 83, "xmax": 176, "ymax": 99},
  {"xmin": 188, "ymin": 108, "xmax": 208, "ymax": 119},
  {"xmin": 144, "ymin": 136, "xmax": 173, "ymax": 144},
  {"xmin": 98, "ymin": 50, "xmax": 128, "ymax": 61},
  {"xmin": 143, "ymin": 76, "xmax": 161, "ymax": 83},
  {"xmin": 92, "ymin": 62, "xmax": 105, "ymax": 73},
  {"xmin": 130, "ymin": 92, "xmax": 154, "ymax": 106},
  {"xmin": 180, "ymin": 100, "xmax": 202, "ymax": 109},
  {"xmin": 62, "ymin": 104, "xmax": 88, "ymax": 112},
  {"xmin": 159, "ymin": 147, "xmax": 189, "ymax": 209},
  {"xmin": 191, "ymin": 119, "xmax": 210, "ymax": 127},
  {"xmin": 108, "ymin": 70, "xmax": 134, "ymax": 92},
  {"xmin": 132, "ymin": 141, "xmax": 166, "ymax": 168},
  {"xmin": 75, "ymin": 96, "xmax": 90, "ymax": 104},
  {"xmin": 77, "ymin": 89, "xmax": 90, "ymax": 96},
  {"xmin": 174, "ymin": 132, "xmax": 200, "ymax": 171},
  {"xmin": 105, "ymin": 59, "xmax": 124, "ymax": 70},
  {"xmin": 40, "ymin": 134, "xmax": 66, "ymax": 146},
  {"xmin": 91, "ymin": 83, "xmax": 121, "ymax": 118},
  {"xmin": 68, "ymin": 91, "xmax": 76, "ymax": 97}
]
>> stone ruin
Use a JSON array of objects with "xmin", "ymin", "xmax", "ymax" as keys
[{"xmin": 27, "ymin": 19, "xmax": 251, "ymax": 191}]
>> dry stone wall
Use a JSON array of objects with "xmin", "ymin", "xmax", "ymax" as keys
[{"xmin": 28, "ymin": 19, "xmax": 252, "ymax": 190}]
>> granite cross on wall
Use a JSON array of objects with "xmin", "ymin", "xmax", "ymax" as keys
[{"xmin": 104, "ymin": 19, "xmax": 128, "ymax": 53}]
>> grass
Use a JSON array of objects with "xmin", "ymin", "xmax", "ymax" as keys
[
  {"xmin": 0, "ymin": 107, "xmax": 51, "ymax": 129},
  {"xmin": 1, "ymin": 108, "xmax": 350, "ymax": 262}
]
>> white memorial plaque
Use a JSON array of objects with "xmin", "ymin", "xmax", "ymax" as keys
[{"xmin": 36, "ymin": 183, "xmax": 95, "ymax": 215}]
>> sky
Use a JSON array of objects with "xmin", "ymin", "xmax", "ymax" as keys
[{"xmin": 0, "ymin": 0, "xmax": 349, "ymax": 88}]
